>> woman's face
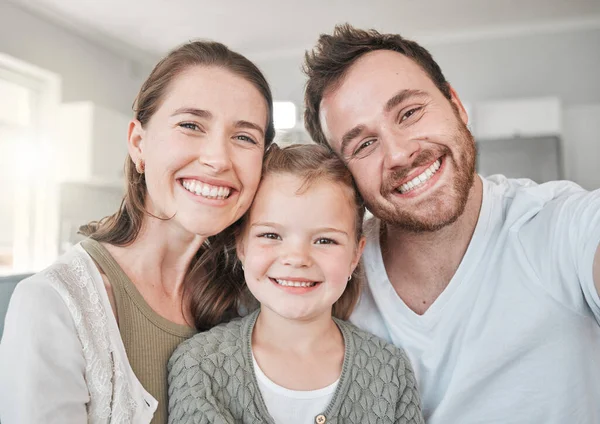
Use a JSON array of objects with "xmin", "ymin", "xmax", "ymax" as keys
[{"xmin": 128, "ymin": 65, "xmax": 267, "ymax": 238}]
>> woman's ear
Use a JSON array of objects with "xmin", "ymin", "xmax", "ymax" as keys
[
  {"xmin": 350, "ymin": 236, "xmax": 366, "ymax": 274},
  {"xmin": 127, "ymin": 119, "xmax": 145, "ymax": 165},
  {"xmin": 236, "ymin": 234, "xmax": 246, "ymax": 266}
]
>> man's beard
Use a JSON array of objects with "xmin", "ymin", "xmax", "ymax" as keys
[{"xmin": 364, "ymin": 118, "xmax": 477, "ymax": 233}]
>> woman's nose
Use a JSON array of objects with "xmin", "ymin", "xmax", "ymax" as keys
[{"xmin": 198, "ymin": 136, "xmax": 232, "ymax": 173}]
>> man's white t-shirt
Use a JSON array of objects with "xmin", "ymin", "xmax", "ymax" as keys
[{"xmin": 351, "ymin": 175, "xmax": 600, "ymax": 424}]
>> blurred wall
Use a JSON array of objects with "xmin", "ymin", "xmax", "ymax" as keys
[{"xmin": 0, "ymin": 1, "xmax": 155, "ymax": 115}]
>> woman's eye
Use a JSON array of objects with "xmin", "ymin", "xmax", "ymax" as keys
[
  {"xmin": 401, "ymin": 107, "xmax": 422, "ymax": 122},
  {"xmin": 236, "ymin": 135, "xmax": 258, "ymax": 145},
  {"xmin": 315, "ymin": 238, "xmax": 337, "ymax": 245},
  {"xmin": 258, "ymin": 232, "xmax": 281, "ymax": 240},
  {"xmin": 179, "ymin": 122, "xmax": 200, "ymax": 131}
]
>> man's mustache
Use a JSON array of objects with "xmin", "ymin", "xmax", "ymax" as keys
[{"xmin": 382, "ymin": 147, "xmax": 450, "ymax": 193}]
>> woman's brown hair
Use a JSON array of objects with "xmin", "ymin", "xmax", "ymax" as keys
[
  {"xmin": 236, "ymin": 143, "xmax": 366, "ymax": 320},
  {"xmin": 80, "ymin": 40, "xmax": 275, "ymax": 330}
]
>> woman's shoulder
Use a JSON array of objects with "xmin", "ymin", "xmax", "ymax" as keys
[
  {"xmin": 336, "ymin": 318, "xmax": 412, "ymax": 368},
  {"xmin": 11, "ymin": 245, "xmax": 98, "ymax": 308}
]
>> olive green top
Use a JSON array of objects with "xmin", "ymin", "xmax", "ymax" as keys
[{"xmin": 82, "ymin": 239, "xmax": 196, "ymax": 424}]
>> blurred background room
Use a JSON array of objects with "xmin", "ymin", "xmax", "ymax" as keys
[{"xmin": 1, "ymin": 0, "xmax": 599, "ymax": 335}]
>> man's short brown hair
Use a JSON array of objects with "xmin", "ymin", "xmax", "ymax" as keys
[{"xmin": 303, "ymin": 23, "xmax": 452, "ymax": 147}]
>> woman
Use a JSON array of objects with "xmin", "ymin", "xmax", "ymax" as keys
[{"xmin": 0, "ymin": 40, "xmax": 275, "ymax": 424}]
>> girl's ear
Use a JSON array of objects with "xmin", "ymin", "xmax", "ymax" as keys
[{"xmin": 350, "ymin": 236, "xmax": 366, "ymax": 274}]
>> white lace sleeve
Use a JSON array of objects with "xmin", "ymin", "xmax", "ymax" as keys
[{"xmin": 0, "ymin": 276, "xmax": 89, "ymax": 423}]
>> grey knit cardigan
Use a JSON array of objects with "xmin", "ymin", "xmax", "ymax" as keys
[{"xmin": 167, "ymin": 310, "xmax": 424, "ymax": 424}]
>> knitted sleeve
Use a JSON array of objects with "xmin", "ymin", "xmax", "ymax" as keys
[
  {"xmin": 392, "ymin": 346, "xmax": 424, "ymax": 424},
  {"xmin": 167, "ymin": 337, "xmax": 236, "ymax": 424}
]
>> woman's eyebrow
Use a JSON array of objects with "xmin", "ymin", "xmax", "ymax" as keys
[
  {"xmin": 235, "ymin": 120, "xmax": 264, "ymax": 137},
  {"xmin": 171, "ymin": 107, "xmax": 212, "ymax": 118}
]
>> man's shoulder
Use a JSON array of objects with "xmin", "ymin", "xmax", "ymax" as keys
[
  {"xmin": 484, "ymin": 175, "xmax": 586, "ymax": 205},
  {"xmin": 483, "ymin": 175, "xmax": 589, "ymax": 227}
]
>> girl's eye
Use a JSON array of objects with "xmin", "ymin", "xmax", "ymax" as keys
[
  {"xmin": 258, "ymin": 232, "xmax": 281, "ymax": 240},
  {"xmin": 236, "ymin": 134, "xmax": 258, "ymax": 145},
  {"xmin": 315, "ymin": 237, "xmax": 337, "ymax": 245},
  {"xmin": 179, "ymin": 122, "xmax": 200, "ymax": 131},
  {"xmin": 400, "ymin": 107, "xmax": 422, "ymax": 122}
]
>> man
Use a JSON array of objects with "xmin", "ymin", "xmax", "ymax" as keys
[{"xmin": 303, "ymin": 24, "xmax": 600, "ymax": 423}]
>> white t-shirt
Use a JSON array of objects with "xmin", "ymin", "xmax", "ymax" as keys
[
  {"xmin": 252, "ymin": 354, "xmax": 338, "ymax": 424},
  {"xmin": 351, "ymin": 175, "xmax": 600, "ymax": 424}
]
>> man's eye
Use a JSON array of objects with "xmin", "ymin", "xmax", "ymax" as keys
[
  {"xmin": 401, "ymin": 107, "xmax": 422, "ymax": 122},
  {"xmin": 258, "ymin": 233, "xmax": 281, "ymax": 240},
  {"xmin": 354, "ymin": 139, "xmax": 375, "ymax": 155}
]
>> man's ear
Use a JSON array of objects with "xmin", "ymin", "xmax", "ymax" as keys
[
  {"xmin": 127, "ymin": 119, "xmax": 145, "ymax": 165},
  {"xmin": 447, "ymin": 85, "xmax": 469, "ymax": 126},
  {"xmin": 350, "ymin": 236, "xmax": 367, "ymax": 274}
]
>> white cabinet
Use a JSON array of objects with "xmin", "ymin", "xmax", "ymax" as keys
[
  {"xmin": 57, "ymin": 101, "xmax": 130, "ymax": 183},
  {"xmin": 471, "ymin": 97, "xmax": 561, "ymax": 140}
]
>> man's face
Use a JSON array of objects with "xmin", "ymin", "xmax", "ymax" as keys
[{"xmin": 320, "ymin": 50, "xmax": 476, "ymax": 232}]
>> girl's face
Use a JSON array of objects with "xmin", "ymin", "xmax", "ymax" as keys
[
  {"xmin": 237, "ymin": 173, "xmax": 365, "ymax": 322},
  {"xmin": 128, "ymin": 65, "xmax": 267, "ymax": 239}
]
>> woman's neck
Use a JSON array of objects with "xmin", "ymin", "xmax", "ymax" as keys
[{"xmin": 103, "ymin": 215, "xmax": 205, "ymax": 305}]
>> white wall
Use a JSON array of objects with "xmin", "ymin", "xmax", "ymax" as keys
[
  {"xmin": 256, "ymin": 26, "xmax": 600, "ymax": 110},
  {"xmin": 0, "ymin": 1, "xmax": 155, "ymax": 116},
  {"xmin": 429, "ymin": 28, "xmax": 600, "ymax": 106},
  {"xmin": 563, "ymin": 104, "xmax": 600, "ymax": 190}
]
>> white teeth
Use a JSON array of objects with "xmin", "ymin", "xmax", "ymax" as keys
[
  {"xmin": 398, "ymin": 159, "xmax": 441, "ymax": 194},
  {"xmin": 181, "ymin": 179, "xmax": 231, "ymax": 199},
  {"xmin": 274, "ymin": 279, "xmax": 317, "ymax": 288}
]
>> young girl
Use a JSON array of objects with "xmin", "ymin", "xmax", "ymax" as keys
[{"xmin": 168, "ymin": 144, "xmax": 424, "ymax": 424}]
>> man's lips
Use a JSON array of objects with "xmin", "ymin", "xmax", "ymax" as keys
[{"xmin": 394, "ymin": 158, "xmax": 442, "ymax": 195}]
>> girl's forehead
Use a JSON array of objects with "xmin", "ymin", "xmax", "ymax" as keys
[{"xmin": 247, "ymin": 172, "xmax": 357, "ymax": 228}]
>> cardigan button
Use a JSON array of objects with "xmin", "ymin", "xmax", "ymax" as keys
[{"xmin": 315, "ymin": 414, "xmax": 326, "ymax": 424}]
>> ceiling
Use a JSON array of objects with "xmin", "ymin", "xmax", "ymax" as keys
[{"xmin": 11, "ymin": 0, "xmax": 600, "ymax": 62}]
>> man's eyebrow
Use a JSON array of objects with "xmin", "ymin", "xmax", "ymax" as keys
[
  {"xmin": 340, "ymin": 124, "xmax": 366, "ymax": 157},
  {"xmin": 338, "ymin": 90, "xmax": 428, "ymax": 156},
  {"xmin": 172, "ymin": 107, "xmax": 212, "ymax": 118},
  {"xmin": 384, "ymin": 89, "xmax": 428, "ymax": 113},
  {"xmin": 235, "ymin": 120, "xmax": 264, "ymax": 137}
]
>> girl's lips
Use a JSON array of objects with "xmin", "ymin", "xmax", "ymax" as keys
[{"xmin": 269, "ymin": 277, "xmax": 322, "ymax": 293}]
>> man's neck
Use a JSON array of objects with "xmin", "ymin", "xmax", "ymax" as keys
[{"xmin": 381, "ymin": 175, "xmax": 483, "ymax": 315}]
